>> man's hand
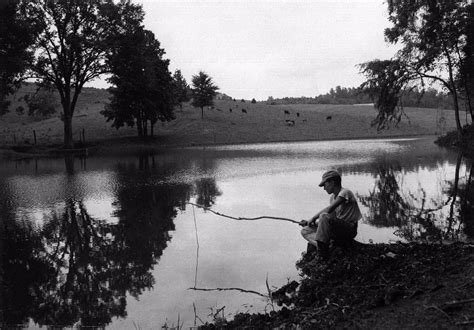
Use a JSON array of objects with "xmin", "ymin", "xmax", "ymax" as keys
[{"xmin": 299, "ymin": 219, "xmax": 309, "ymax": 226}]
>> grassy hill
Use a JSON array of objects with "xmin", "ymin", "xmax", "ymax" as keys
[{"xmin": 0, "ymin": 85, "xmax": 458, "ymax": 151}]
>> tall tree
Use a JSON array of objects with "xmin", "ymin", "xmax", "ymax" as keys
[
  {"xmin": 360, "ymin": 1, "xmax": 472, "ymax": 140},
  {"xmin": 459, "ymin": 3, "xmax": 474, "ymax": 121},
  {"xmin": 172, "ymin": 69, "xmax": 190, "ymax": 110},
  {"xmin": 191, "ymin": 71, "xmax": 219, "ymax": 119},
  {"xmin": 18, "ymin": 0, "xmax": 143, "ymax": 148},
  {"xmin": 102, "ymin": 28, "xmax": 175, "ymax": 139},
  {"xmin": 0, "ymin": 0, "xmax": 38, "ymax": 114}
]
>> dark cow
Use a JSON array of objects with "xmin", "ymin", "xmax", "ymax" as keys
[
  {"xmin": 284, "ymin": 110, "xmax": 290, "ymax": 115},
  {"xmin": 296, "ymin": 112, "xmax": 300, "ymax": 117},
  {"xmin": 326, "ymin": 116, "xmax": 332, "ymax": 120},
  {"xmin": 229, "ymin": 108, "xmax": 233, "ymax": 112},
  {"xmin": 242, "ymin": 109, "xmax": 247, "ymax": 114}
]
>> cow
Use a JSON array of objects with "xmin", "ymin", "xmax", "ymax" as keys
[
  {"xmin": 284, "ymin": 110, "xmax": 290, "ymax": 115},
  {"xmin": 242, "ymin": 109, "xmax": 247, "ymax": 114},
  {"xmin": 326, "ymin": 116, "xmax": 332, "ymax": 120},
  {"xmin": 286, "ymin": 119, "xmax": 295, "ymax": 126},
  {"xmin": 296, "ymin": 112, "xmax": 300, "ymax": 117},
  {"xmin": 229, "ymin": 108, "xmax": 233, "ymax": 112}
]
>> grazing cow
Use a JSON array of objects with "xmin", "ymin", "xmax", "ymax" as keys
[
  {"xmin": 284, "ymin": 110, "xmax": 290, "ymax": 115},
  {"xmin": 286, "ymin": 119, "xmax": 295, "ymax": 126},
  {"xmin": 229, "ymin": 108, "xmax": 232, "ymax": 112},
  {"xmin": 326, "ymin": 116, "xmax": 332, "ymax": 120},
  {"xmin": 296, "ymin": 112, "xmax": 300, "ymax": 117},
  {"xmin": 242, "ymin": 109, "xmax": 247, "ymax": 114}
]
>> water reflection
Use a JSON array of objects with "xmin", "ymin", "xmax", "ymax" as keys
[
  {"xmin": 1, "ymin": 138, "xmax": 473, "ymax": 327},
  {"xmin": 0, "ymin": 154, "xmax": 222, "ymax": 328},
  {"xmin": 358, "ymin": 152, "xmax": 474, "ymax": 242},
  {"xmin": 445, "ymin": 153, "xmax": 474, "ymax": 241}
]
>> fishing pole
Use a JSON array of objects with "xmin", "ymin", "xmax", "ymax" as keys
[{"xmin": 187, "ymin": 202, "xmax": 300, "ymax": 225}]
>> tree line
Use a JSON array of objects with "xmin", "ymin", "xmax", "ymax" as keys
[
  {"xmin": 267, "ymin": 86, "xmax": 453, "ymax": 109},
  {"xmin": 0, "ymin": 0, "xmax": 219, "ymax": 148}
]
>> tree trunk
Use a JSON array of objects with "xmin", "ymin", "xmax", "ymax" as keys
[
  {"xmin": 150, "ymin": 120, "xmax": 154, "ymax": 137},
  {"xmin": 465, "ymin": 84, "xmax": 473, "ymax": 123},
  {"xmin": 137, "ymin": 119, "xmax": 143, "ymax": 137},
  {"xmin": 201, "ymin": 106, "xmax": 204, "ymax": 119},
  {"xmin": 64, "ymin": 112, "xmax": 74, "ymax": 149},
  {"xmin": 446, "ymin": 51, "xmax": 463, "ymax": 141}
]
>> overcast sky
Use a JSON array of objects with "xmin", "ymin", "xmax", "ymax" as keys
[{"xmin": 96, "ymin": 0, "xmax": 399, "ymax": 100}]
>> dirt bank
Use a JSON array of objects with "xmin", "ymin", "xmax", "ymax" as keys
[{"xmin": 202, "ymin": 242, "xmax": 474, "ymax": 329}]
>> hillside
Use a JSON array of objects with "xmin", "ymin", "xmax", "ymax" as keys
[{"xmin": 0, "ymin": 86, "xmax": 458, "ymax": 153}]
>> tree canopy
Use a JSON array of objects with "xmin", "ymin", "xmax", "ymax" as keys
[
  {"xmin": 102, "ymin": 27, "xmax": 175, "ymax": 139},
  {"xmin": 191, "ymin": 71, "xmax": 219, "ymax": 119},
  {"xmin": 0, "ymin": 0, "xmax": 38, "ymax": 114},
  {"xmin": 172, "ymin": 69, "xmax": 190, "ymax": 109},
  {"xmin": 360, "ymin": 0, "xmax": 474, "ymax": 138},
  {"xmin": 9, "ymin": 0, "xmax": 144, "ymax": 148}
]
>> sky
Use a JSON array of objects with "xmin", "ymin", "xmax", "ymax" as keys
[{"xmin": 94, "ymin": 0, "xmax": 399, "ymax": 100}]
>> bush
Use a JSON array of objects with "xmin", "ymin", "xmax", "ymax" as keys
[{"xmin": 24, "ymin": 88, "xmax": 58, "ymax": 118}]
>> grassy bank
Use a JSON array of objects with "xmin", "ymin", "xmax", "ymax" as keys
[{"xmin": 0, "ymin": 86, "xmax": 458, "ymax": 156}]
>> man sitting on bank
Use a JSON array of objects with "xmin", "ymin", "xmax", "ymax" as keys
[{"xmin": 300, "ymin": 170, "xmax": 362, "ymax": 260}]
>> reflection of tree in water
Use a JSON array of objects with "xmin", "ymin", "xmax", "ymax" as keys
[
  {"xmin": 358, "ymin": 165, "xmax": 411, "ymax": 228},
  {"xmin": 1, "ymin": 199, "xmax": 126, "ymax": 327},
  {"xmin": 460, "ymin": 163, "xmax": 474, "ymax": 239},
  {"xmin": 195, "ymin": 177, "xmax": 222, "ymax": 207},
  {"xmin": 358, "ymin": 155, "xmax": 474, "ymax": 242},
  {"xmin": 1, "ymin": 200, "xmax": 52, "ymax": 327},
  {"xmin": 444, "ymin": 153, "xmax": 474, "ymax": 241},
  {"xmin": 1, "ymin": 153, "xmax": 223, "ymax": 327}
]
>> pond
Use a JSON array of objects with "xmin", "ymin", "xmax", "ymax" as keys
[{"xmin": 0, "ymin": 136, "xmax": 472, "ymax": 328}]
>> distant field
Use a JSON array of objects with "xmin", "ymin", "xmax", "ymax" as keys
[{"xmin": 0, "ymin": 85, "xmax": 458, "ymax": 149}]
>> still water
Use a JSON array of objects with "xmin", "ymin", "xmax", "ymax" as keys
[{"xmin": 0, "ymin": 137, "xmax": 472, "ymax": 328}]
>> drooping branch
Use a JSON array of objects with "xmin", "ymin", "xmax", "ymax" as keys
[{"xmin": 187, "ymin": 202, "xmax": 300, "ymax": 224}]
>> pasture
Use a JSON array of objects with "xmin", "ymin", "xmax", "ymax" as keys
[{"xmin": 0, "ymin": 86, "xmax": 458, "ymax": 151}]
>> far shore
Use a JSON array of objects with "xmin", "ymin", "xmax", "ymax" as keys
[
  {"xmin": 0, "ymin": 132, "xmax": 445, "ymax": 161},
  {"xmin": 0, "ymin": 91, "xmax": 459, "ymax": 159}
]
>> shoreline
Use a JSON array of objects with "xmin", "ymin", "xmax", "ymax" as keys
[{"xmin": 0, "ymin": 132, "xmax": 442, "ymax": 160}]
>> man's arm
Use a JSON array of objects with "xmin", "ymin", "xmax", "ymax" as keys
[{"xmin": 300, "ymin": 196, "xmax": 346, "ymax": 226}]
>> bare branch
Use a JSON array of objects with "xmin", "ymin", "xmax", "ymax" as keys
[
  {"xmin": 189, "ymin": 286, "xmax": 267, "ymax": 298},
  {"xmin": 187, "ymin": 202, "xmax": 300, "ymax": 224}
]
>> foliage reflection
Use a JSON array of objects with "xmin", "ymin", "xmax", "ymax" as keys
[
  {"xmin": 358, "ymin": 153, "xmax": 474, "ymax": 242},
  {"xmin": 0, "ymin": 154, "xmax": 222, "ymax": 328}
]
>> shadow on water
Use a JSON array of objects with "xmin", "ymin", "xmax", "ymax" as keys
[
  {"xmin": 357, "ymin": 151, "xmax": 474, "ymax": 242},
  {"xmin": 0, "ymin": 153, "xmax": 222, "ymax": 328}
]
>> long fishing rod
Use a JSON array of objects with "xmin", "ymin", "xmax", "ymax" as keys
[{"xmin": 187, "ymin": 202, "xmax": 300, "ymax": 225}]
